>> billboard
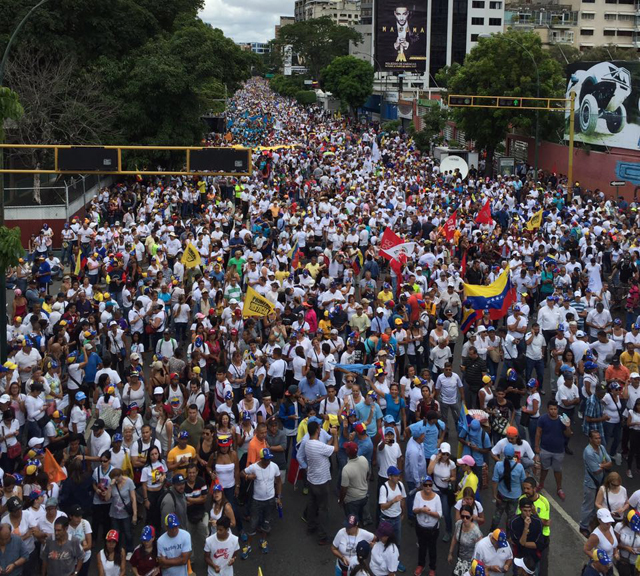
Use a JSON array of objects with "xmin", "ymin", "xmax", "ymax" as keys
[
  {"xmin": 375, "ymin": 0, "xmax": 427, "ymax": 72},
  {"xmin": 565, "ymin": 61, "xmax": 640, "ymax": 151}
]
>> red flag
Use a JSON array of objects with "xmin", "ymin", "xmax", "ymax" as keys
[
  {"xmin": 43, "ymin": 448, "xmax": 67, "ymax": 483},
  {"xmin": 461, "ymin": 251, "xmax": 468, "ymax": 278},
  {"xmin": 443, "ymin": 210, "xmax": 457, "ymax": 241},
  {"xmin": 475, "ymin": 200, "xmax": 493, "ymax": 225},
  {"xmin": 380, "ymin": 228, "xmax": 403, "ymax": 260}
]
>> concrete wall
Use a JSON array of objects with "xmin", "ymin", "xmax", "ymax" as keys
[{"xmin": 507, "ymin": 134, "xmax": 640, "ymax": 200}]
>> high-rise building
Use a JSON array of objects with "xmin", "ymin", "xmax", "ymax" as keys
[
  {"xmin": 275, "ymin": 16, "xmax": 295, "ymax": 38},
  {"xmin": 294, "ymin": 0, "xmax": 361, "ymax": 26}
]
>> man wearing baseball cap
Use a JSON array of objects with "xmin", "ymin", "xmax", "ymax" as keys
[
  {"xmin": 472, "ymin": 528, "xmax": 513, "ymax": 576},
  {"xmin": 339, "ymin": 442, "xmax": 369, "ymax": 524},
  {"xmin": 240, "ymin": 447, "xmax": 282, "ymax": 559},
  {"xmin": 157, "ymin": 513, "xmax": 192, "ymax": 576},
  {"xmin": 167, "ymin": 430, "xmax": 196, "ymax": 478},
  {"xmin": 160, "ymin": 474, "xmax": 188, "ymax": 532}
]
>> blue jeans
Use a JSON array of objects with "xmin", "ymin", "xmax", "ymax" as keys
[
  {"xmin": 528, "ymin": 417, "xmax": 539, "ymax": 445},
  {"xmin": 525, "ymin": 358, "xmax": 545, "ymax": 385},
  {"xmin": 437, "ymin": 489, "xmax": 453, "ymax": 535},
  {"xmin": 406, "ymin": 481, "xmax": 416, "ymax": 521},
  {"xmin": 603, "ymin": 421, "xmax": 621, "ymax": 458},
  {"xmin": 112, "ymin": 516, "xmax": 133, "ymax": 553}
]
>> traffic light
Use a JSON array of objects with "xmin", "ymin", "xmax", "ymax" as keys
[
  {"xmin": 448, "ymin": 96, "xmax": 472, "ymax": 106},
  {"xmin": 498, "ymin": 98, "xmax": 521, "ymax": 108}
]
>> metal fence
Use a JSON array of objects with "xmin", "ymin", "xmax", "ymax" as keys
[{"xmin": 4, "ymin": 173, "xmax": 107, "ymax": 216}]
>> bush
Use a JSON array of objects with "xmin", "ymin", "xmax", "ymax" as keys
[
  {"xmin": 269, "ymin": 74, "xmax": 305, "ymax": 97},
  {"xmin": 296, "ymin": 90, "xmax": 317, "ymax": 105},
  {"xmin": 382, "ymin": 120, "xmax": 401, "ymax": 132}
]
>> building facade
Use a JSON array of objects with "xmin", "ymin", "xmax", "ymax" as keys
[{"xmin": 294, "ymin": 0, "xmax": 361, "ymax": 26}]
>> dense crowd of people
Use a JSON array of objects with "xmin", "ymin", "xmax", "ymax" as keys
[{"xmin": 1, "ymin": 77, "xmax": 640, "ymax": 576}]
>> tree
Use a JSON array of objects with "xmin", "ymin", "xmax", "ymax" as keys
[
  {"xmin": 276, "ymin": 18, "xmax": 362, "ymax": 79},
  {"xmin": 321, "ymin": 56, "xmax": 374, "ymax": 116},
  {"xmin": 445, "ymin": 30, "xmax": 565, "ymax": 176},
  {"xmin": 410, "ymin": 105, "xmax": 449, "ymax": 152}
]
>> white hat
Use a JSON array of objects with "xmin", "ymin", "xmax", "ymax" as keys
[
  {"xmin": 597, "ymin": 508, "xmax": 614, "ymax": 523},
  {"xmin": 477, "ymin": 325, "xmax": 487, "ymax": 333},
  {"xmin": 153, "ymin": 386, "xmax": 164, "ymax": 395},
  {"xmin": 513, "ymin": 558, "xmax": 534, "ymax": 575},
  {"xmin": 0, "ymin": 394, "xmax": 9, "ymax": 403},
  {"xmin": 28, "ymin": 437, "xmax": 45, "ymax": 448},
  {"xmin": 576, "ymin": 330, "xmax": 586, "ymax": 338},
  {"xmin": 376, "ymin": 307, "xmax": 384, "ymax": 313},
  {"xmin": 130, "ymin": 353, "xmax": 141, "ymax": 361},
  {"xmin": 229, "ymin": 298, "xmax": 238, "ymax": 305},
  {"xmin": 632, "ymin": 372, "xmax": 640, "ymax": 379},
  {"xmin": 439, "ymin": 442, "xmax": 451, "ymax": 454}
]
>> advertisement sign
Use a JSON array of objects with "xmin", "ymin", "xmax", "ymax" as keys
[
  {"xmin": 375, "ymin": 0, "xmax": 427, "ymax": 72},
  {"xmin": 283, "ymin": 45, "xmax": 293, "ymax": 76},
  {"xmin": 565, "ymin": 61, "xmax": 640, "ymax": 150}
]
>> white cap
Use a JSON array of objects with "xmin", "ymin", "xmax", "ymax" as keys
[
  {"xmin": 28, "ymin": 437, "xmax": 44, "ymax": 448},
  {"xmin": 439, "ymin": 442, "xmax": 451, "ymax": 454},
  {"xmin": 0, "ymin": 394, "xmax": 9, "ymax": 403},
  {"xmin": 513, "ymin": 558, "xmax": 534, "ymax": 575},
  {"xmin": 576, "ymin": 330, "xmax": 586, "ymax": 337},
  {"xmin": 477, "ymin": 325, "xmax": 487, "ymax": 333},
  {"xmin": 376, "ymin": 307, "xmax": 384, "ymax": 313},
  {"xmin": 229, "ymin": 298, "xmax": 238, "ymax": 305},
  {"xmin": 153, "ymin": 386, "xmax": 164, "ymax": 395},
  {"xmin": 631, "ymin": 372, "xmax": 640, "ymax": 379},
  {"xmin": 597, "ymin": 508, "xmax": 614, "ymax": 523},
  {"xmin": 130, "ymin": 353, "xmax": 140, "ymax": 361}
]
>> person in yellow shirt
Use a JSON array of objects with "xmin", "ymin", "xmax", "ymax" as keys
[
  {"xmin": 167, "ymin": 430, "xmax": 196, "ymax": 477},
  {"xmin": 455, "ymin": 455, "xmax": 479, "ymax": 501},
  {"xmin": 621, "ymin": 341, "xmax": 640, "ymax": 374},
  {"xmin": 377, "ymin": 283, "xmax": 394, "ymax": 305},
  {"xmin": 318, "ymin": 311, "xmax": 332, "ymax": 339},
  {"xmin": 304, "ymin": 256, "xmax": 322, "ymax": 279}
]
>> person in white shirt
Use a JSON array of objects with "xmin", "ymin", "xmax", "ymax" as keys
[
  {"xmin": 525, "ymin": 323, "xmax": 546, "ymax": 385},
  {"xmin": 472, "ymin": 529, "xmax": 514, "ymax": 576},
  {"xmin": 301, "ymin": 420, "xmax": 338, "ymax": 545},
  {"xmin": 240, "ymin": 448, "xmax": 282, "ymax": 559},
  {"xmin": 204, "ymin": 516, "xmax": 239, "ymax": 576}
]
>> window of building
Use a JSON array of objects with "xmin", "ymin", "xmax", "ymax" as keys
[
  {"xmin": 604, "ymin": 13, "xmax": 617, "ymax": 19},
  {"xmin": 619, "ymin": 0, "xmax": 634, "ymax": 5},
  {"xmin": 582, "ymin": 0, "xmax": 595, "ymax": 3},
  {"xmin": 618, "ymin": 29, "xmax": 634, "ymax": 35},
  {"xmin": 580, "ymin": 28, "xmax": 595, "ymax": 35},
  {"xmin": 489, "ymin": 1, "xmax": 502, "ymax": 8},
  {"xmin": 604, "ymin": 0, "xmax": 617, "ymax": 4},
  {"xmin": 489, "ymin": 17, "xmax": 502, "ymax": 25},
  {"xmin": 603, "ymin": 28, "xmax": 616, "ymax": 35},
  {"xmin": 471, "ymin": 33, "xmax": 480, "ymax": 41},
  {"xmin": 471, "ymin": 17, "xmax": 484, "ymax": 24},
  {"xmin": 619, "ymin": 13, "xmax": 635, "ymax": 20},
  {"xmin": 472, "ymin": 0, "xmax": 485, "ymax": 6},
  {"xmin": 581, "ymin": 12, "xmax": 595, "ymax": 18}
]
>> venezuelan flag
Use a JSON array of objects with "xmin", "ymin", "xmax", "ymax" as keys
[
  {"xmin": 352, "ymin": 249, "xmax": 364, "ymax": 275},
  {"xmin": 463, "ymin": 266, "xmax": 516, "ymax": 321},
  {"xmin": 460, "ymin": 308, "xmax": 478, "ymax": 334},
  {"xmin": 457, "ymin": 402, "xmax": 472, "ymax": 458}
]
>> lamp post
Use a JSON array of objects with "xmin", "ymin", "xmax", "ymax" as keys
[
  {"xmin": 0, "ymin": 0, "xmax": 51, "ymax": 361},
  {"xmin": 479, "ymin": 33, "xmax": 540, "ymax": 178}
]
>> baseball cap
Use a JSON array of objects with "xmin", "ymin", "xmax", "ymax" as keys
[
  {"xmin": 632, "ymin": 372, "xmax": 640, "ymax": 379},
  {"xmin": 387, "ymin": 465, "xmax": 401, "ymax": 477},
  {"xmin": 343, "ymin": 442, "xmax": 358, "ymax": 457},
  {"xmin": 506, "ymin": 426, "xmax": 519, "ymax": 438},
  {"xmin": 344, "ymin": 514, "xmax": 358, "ymax": 528},
  {"xmin": 513, "ymin": 558, "xmax": 534, "ymax": 575},
  {"xmin": 457, "ymin": 455, "xmax": 476, "ymax": 467},
  {"xmin": 439, "ymin": 442, "xmax": 451, "ymax": 454},
  {"xmin": 112, "ymin": 433, "xmax": 123, "ymax": 443},
  {"xmin": 141, "ymin": 525, "xmax": 156, "ymax": 542},
  {"xmin": 106, "ymin": 529, "xmax": 119, "ymax": 542},
  {"xmin": 45, "ymin": 497, "xmax": 58, "ymax": 508},
  {"xmin": 153, "ymin": 386, "xmax": 164, "ymax": 395},
  {"xmin": 28, "ymin": 437, "xmax": 44, "ymax": 448},
  {"xmin": 597, "ymin": 508, "xmax": 614, "ymax": 523},
  {"xmin": 69, "ymin": 504, "xmax": 83, "ymax": 517},
  {"xmin": 92, "ymin": 419, "xmax": 105, "ymax": 430},
  {"xmin": 6, "ymin": 496, "xmax": 21, "ymax": 512},
  {"xmin": 218, "ymin": 435, "xmax": 233, "ymax": 447},
  {"xmin": 178, "ymin": 430, "xmax": 189, "ymax": 439},
  {"xmin": 75, "ymin": 391, "xmax": 87, "ymax": 401},
  {"xmin": 172, "ymin": 474, "xmax": 186, "ymax": 485},
  {"xmin": 592, "ymin": 549, "xmax": 612, "ymax": 566},
  {"xmin": 354, "ymin": 422, "xmax": 366, "ymax": 434},
  {"xmin": 491, "ymin": 529, "xmax": 509, "ymax": 548},
  {"xmin": 260, "ymin": 448, "xmax": 273, "ymax": 460},
  {"xmin": 469, "ymin": 559, "xmax": 486, "ymax": 576},
  {"xmin": 165, "ymin": 513, "xmax": 180, "ymax": 528},
  {"xmin": 628, "ymin": 510, "xmax": 640, "ymax": 533}
]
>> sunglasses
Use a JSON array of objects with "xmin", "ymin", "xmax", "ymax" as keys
[
  {"xmin": 461, "ymin": 515, "xmax": 471, "ymax": 520},
  {"xmin": 423, "ymin": 482, "xmax": 433, "ymax": 487}
]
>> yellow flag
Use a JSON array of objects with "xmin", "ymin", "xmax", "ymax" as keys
[
  {"xmin": 242, "ymin": 286, "xmax": 275, "ymax": 318},
  {"xmin": 121, "ymin": 451, "xmax": 134, "ymax": 479},
  {"xmin": 74, "ymin": 250, "xmax": 82, "ymax": 276},
  {"xmin": 181, "ymin": 243, "xmax": 201, "ymax": 269},
  {"xmin": 525, "ymin": 210, "xmax": 543, "ymax": 231}
]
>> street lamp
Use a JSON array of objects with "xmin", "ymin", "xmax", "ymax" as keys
[
  {"xmin": 479, "ymin": 33, "xmax": 540, "ymax": 178},
  {"xmin": 0, "ymin": 0, "xmax": 52, "ymax": 361}
]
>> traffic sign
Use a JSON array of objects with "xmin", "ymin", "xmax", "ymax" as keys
[{"xmin": 610, "ymin": 180, "xmax": 626, "ymax": 186}]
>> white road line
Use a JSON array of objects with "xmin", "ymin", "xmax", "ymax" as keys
[{"xmin": 542, "ymin": 488, "xmax": 620, "ymax": 576}]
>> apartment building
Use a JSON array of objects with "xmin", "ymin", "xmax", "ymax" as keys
[{"xmin": 294, "ymin": 0, "xmax": 361, "ymax": 26}]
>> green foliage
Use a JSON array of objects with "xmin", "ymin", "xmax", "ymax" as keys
[
  {"xmin": 275, "ymin": 18, "xmax": 362, "ymax": 78},
  {"xmin": 445, "ymin": 31, "xmax": 565, "ymax": 168},
  {"xmin": 321, "ymin": 56, "xmax": 374, "ymax": 115},
  {"xmin": 0, "ymin": 86, "xmax": 23, "ymax": 139},
  {"xmin": 0, "ymin": 0, "xmax": 251, "ymax": 165},
  {"xmin": 434, "ymin": 63, "xmax": 461, "ymax": 91},
  {"xmin": 0, "ymin": 226, "xmax": 24, "ymax": 270},
  {"xmin": 296, "ymin": 90, "xmax": 317, "ymax": 105},
  {"xmin": 382, "ymin": 120, "xmax": 401, "ymax": 132},
  {"xmin": 270, "ymin": 75, "xmax": 305, "ymax": 98},
  {"xmin": 409, "ymin": 106, "xmax": 449, "ymax": 152}
]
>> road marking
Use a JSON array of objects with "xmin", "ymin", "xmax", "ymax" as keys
[{"xmin": 542, "ymin": 488, "xmax": 620, "ymax": 576}]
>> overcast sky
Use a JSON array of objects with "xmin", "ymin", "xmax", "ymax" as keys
[{"xmin": 200, "ymin": 0, "xmax": 294, "ymax": 43}]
